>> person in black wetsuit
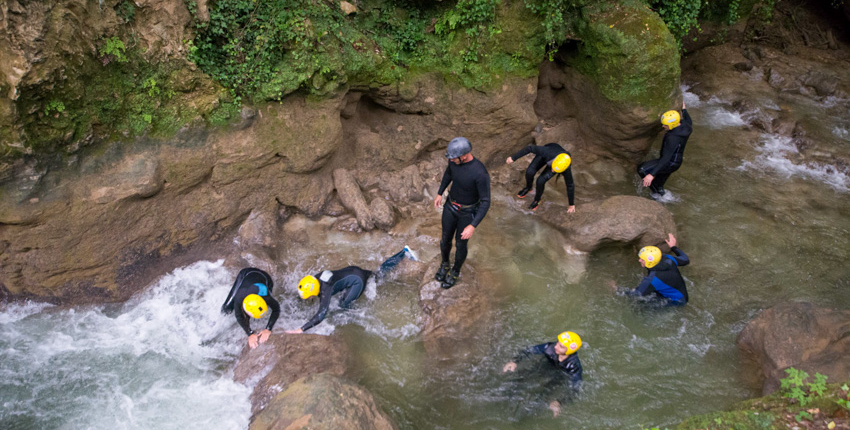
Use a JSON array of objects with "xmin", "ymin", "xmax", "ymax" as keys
[
  {"xmin": 613, "ymin": 233, "xmax": 690, "ymax": 305},
  {"xmin": 220, "ymin": 268, "xmax": 281, "ymax": 349},
  {"xmin": 285, "ymin": 247, "xmax": 414, "ymax": 333},
  {"xmin": 506, "ymin": 142, "xmax": 575, "ymax": 212},
  {"xmin": 503, "ymin": 331, "xmax": 583, "ymax": 417},
  {"xmin": 638, "ymin": 101, "xmax": 693, "ymax": 197},
  {"xmin": 433, "ymin": 137, "xmax": 491, "ymax": 289}
]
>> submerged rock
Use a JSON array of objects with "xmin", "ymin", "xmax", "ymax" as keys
[
  {"xmin": 249, "ymin": 373, "xmax": 397, "ymax": 430},
  {"xmin": 537, "ymin": 195, "xmax": 676, "ymax": 252},
  {"xmin": 234, "ymin": 333, "xmax": 349, "ymax": 416},
  {"xmin": 737, "ymin": 302, "xmax": 850, "ymax": 395}
]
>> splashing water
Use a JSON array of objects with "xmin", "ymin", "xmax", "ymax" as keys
[{"xmin": 0, "ymin": 261, "xmax": 252, "ymax": 430}]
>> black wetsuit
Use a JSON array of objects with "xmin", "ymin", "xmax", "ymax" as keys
[
  {"xmin": 221, "ymin": 268, "xmax": 281, "ymax": 335},
  {"xmin": 511, "ymin": 143, "xmax": 575, "ymax": 205},
  {"xmin": 437, "ymin": 157, "xmax": 491, "ymax": 272},
  {"xmin": 627, "ymin": 247, "xmax": 690, "ymax": 305},
  {"xmin": 638, "ymin": 109, "xmax": 693, "ymax": 194},
  {"xmin": 301, "ymin": 266, "xmax": 373, "ymax": 332},
  {"xmin": 514, "ymin": 342, "xmax": 583, "ymax": 386}
]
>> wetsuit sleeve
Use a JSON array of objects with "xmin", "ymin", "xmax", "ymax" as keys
[
  {"xmin": 670, "ymin": 246, "xmax": 690, "ymax": 266},
  {"xmin": 301, "ymin": 288, "xmax": 332, "ymax": 332},
  {"xmin": 437, "ymin": 165, "xmax": 452, "ymax": 195},
  {"xmin": 650, "ymin": 136, "xmax": 677, "ymax": 176},
  {"xmin": 510, "ymin": 145, "xmax": 538, "ymax": 161},
  {"xmin": 470, "ymin": 171, "xmax": 491, "ymax": 227},
  {"xmin": 513, "ymin": 343, "xmax": 549, "ymax": 363},
  {"xmin": 563, "ymin": 168, "xmax": 575, "ymax": 206},
  {"xmin": 630, "ymin": 275, "xmax": 654, "ymax": 297},
  {"xmin": 265, "ymin": 296, "xmax": 281, "ymax": 331},
  {"xmin": 235, "ymin": 309, "xmax": 253, "ymax": 336},
  {"xmin": 682, "ymin": 109, "xmax": 692, "ymax": 127}
]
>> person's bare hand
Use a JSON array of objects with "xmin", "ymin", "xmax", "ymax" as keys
[
  {"xmin": 257, "ymin": 329, "xmax": 271, "ymax": 345},
  {"xmin": 460, "ymin": 225, "xmax": 476, "ymax": 240},
  {"xmin": 682, "ymin": 100, "xmax": 686, "ymax": 109},
  {"xmin": 506, "ymin": 157, "xmax": 514, "ymax": 164},
  {"xmin": 665, "ymin": 233, "xmax": 677, "ymax": 248},
  {"xmin": 285, "ymin": 328, "xmax": 304, "ymax": 334},
  {"xmin": 567, "ymin": 205, "xmax": 576, "ymax": 213},
  {"xmin": 503, "ymin": 362, "xmax": 517, "ymax": 372},
  {"xmin": 609, "ymin": 280, "xmax": 618, "ymax": 292},
  {"xmin": 549, "ymin": 400, "xmax": 561, "ymax": 417},
  {"xmin": 433, "ymin": 195, "xmax": 442, "ymax": 209},
  {"xmin": 248, "ymin": 334, "xmax": 259, "ymax": 349},
  {"xmin": 642, "ymin": 174, "xmax": 654, "ymax": 187}
]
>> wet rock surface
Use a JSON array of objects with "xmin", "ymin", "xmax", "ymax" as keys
[
  {"xmin": 737, "ymin": 302, "xmax": 850, "ymax": 395},
  {"xmin": 418, "ymin": 259, "xmax": 490, "ymax": 360},
  {"xmin": 233, "ymin": 333, "xmax": 349, "ymax": 416},
  {"xmin": 249, "ymin": 373, "xmax": 397, "ymax": 430},
  {"xmin": 537, "ymin": 195, "xmax": 677, "ymax": 252}
]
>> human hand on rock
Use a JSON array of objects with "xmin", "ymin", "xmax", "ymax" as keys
[
  {"xmin": 549, "ymin": 400, "xmax": 561, "ymax": 417},
  {"xmin": 506, "ymin": 157, "xmax": 514, "ymax": 164},
  {"xmin": 682, "ymin": 100, "xmax": 686, "ymax": 109},
  {"xmin": 248, "ymin": 334, "xmax": 260, "ymax": 349},
  {"xmin": 433, "ymin": 195, "xmax": 443, "ymax": 209},
  {"xmin": 258, "ymin": 329, "xmax": 271, "ymax": 344},
  {"xmin": 503, "ymin": 362, "xmax": 517, "ymax": 372},
  {"xmin": 642, "ymin": 174, "xmax": 654, "ymax": 187},
  {"xmin": 567, "ymin": 205, "xmax": 576, "ymax": 213},
  {"xmin": 285, "ymin": 328, "xmax": 304, "ymax": 334},
  {"xmin": 665, "ymin": 233, "xmax": 677, "ymax": 248},
  {"xmin": 460, "ymin": 225, "xmax": 476, "ymax": 240}
]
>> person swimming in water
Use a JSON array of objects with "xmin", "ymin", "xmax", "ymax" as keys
[
  {"xmin": 285, "ymin": 246, "xmax": 416, "ymax": 333},
  {"xmin": 612, "ymin": 233, "xmax": 690, "ymax": 305},
  {"xmin": 503, "ymin": 331, "xmax": 583, "ymax": 417}
]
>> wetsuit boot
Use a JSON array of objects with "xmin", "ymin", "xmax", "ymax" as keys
[
  {"xmin": 435, "ymin": 261, "xmax": 451, "ymax": 282},
  {"xmin": 529, "ymin": 200, "xmax": 540, "ymax": 211},
  {"xmin": 517, "ymin": 187, "xmax": 531, "ymax": 198},
  {"xmin": 441, "ymin": 268, "xmax": 460, "ymax": 289}
]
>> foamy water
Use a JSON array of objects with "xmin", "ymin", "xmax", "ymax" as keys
[
  {"xmin": 737, "ymin": 134, "xmax": 850, "ymax": 192},
  {"xmin": 0, "ymin": 260, "xmax": 252, "ymax": 430}
]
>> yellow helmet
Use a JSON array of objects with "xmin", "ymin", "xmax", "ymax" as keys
[
  {"xmin": 661, "ymin": 110, "xmax": 681, "ymax": 129},
  {"xmin": 298, "ymin": 275, "xmax": 320, "ymax": 299},
  {"xmin": 242, "ymin": 294, "xmax": 268, "ymax": 319},
  {"xmin": 551, "ymin": 153, "xmax": 572, "ymax": 173},
  {"xmin": 638, "ymin": 246, "xmax": 663, "ymax": 268},
  {"xmin": 557, "ymin": 331, "xmax": 582, "ymax": 355}
]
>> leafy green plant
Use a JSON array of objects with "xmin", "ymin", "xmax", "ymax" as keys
[
  {"xmin": 523, "ymin": 0, "xmax": 582, "ymax": 55},
  {"xmin": 100, "ymin": 36, "xmax": 128, "ymax": 63},
  {"xmin": 794, "ymin": 410, "xmax": 812, "ymax": 422},
  {"xmin": 143, "ymin": 78, "xmax": 160, "ymax": 97},
  {"xmin": 646, "ymin": 0, "xmax": 702, "ymax": 47},
  {"xmin": 43, "ymin": 100, "xmax": 66, "ymax": 116},
  {"xmin": 779, "ymin": 368, "xmax": 829, "ymax": 407},
  {"xmin": 115, "ymin": 0, "xmax": 136, "ymax": 23}
]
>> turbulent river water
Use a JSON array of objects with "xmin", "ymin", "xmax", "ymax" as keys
[{"xmin": 2, "ymin": 86, "xmax": 849, "ymax": 430}]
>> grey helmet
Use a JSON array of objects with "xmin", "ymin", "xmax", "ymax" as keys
[{"xmin": 445, "ymin": 137, "xmax": 472, "ymax": 159}]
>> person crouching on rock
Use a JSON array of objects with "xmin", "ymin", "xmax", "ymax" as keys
[
  {"xmin": 637, "ymin": 101, "xmax": 692, "ymax": 198},
  {"xmin": 285, "ymin": 246, "xmax": 416, "ymax": 334},
  {"xmin": 433, "ymin": 137, "xmax": 491, "ymax": 289},
  {"xmin": 506, "ymin": 142, "xmax": 575, "ymax": 212},
  {"xmin": 503, "ymin": 331, "xmax": 583, "ymax": 417},
  {"xmin": 220, "ymin": 268, "xmax": 281, "ymax": 349},
  {"xmin": 612, "ymin": 233, "xmax": 690, "ymax": 305}
]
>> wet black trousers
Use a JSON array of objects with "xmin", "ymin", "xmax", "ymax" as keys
[
  {"xmin": 637, "ymin": 160, "xmax": 681, "ymax": 193},
  {"xmin": 440, "ymin": 203, "xmax": 475, "ymax": 272},
  {"xmin": 524, "ymin": 155, "xmax": 555, "ymax": 201}
]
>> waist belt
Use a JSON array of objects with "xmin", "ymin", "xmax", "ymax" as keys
[{"xmin": 448, "ymin": 196, "xmax": 479, "ymax": 211}]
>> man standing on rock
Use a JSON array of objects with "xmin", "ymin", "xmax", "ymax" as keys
[
  {"xmin": 433, "ymin": 137, "xmax": 491, "ymax": 289},
  {"xmin": 638, "ymin": 101, "xmax": 692, "ymax": 198},
  {"xmin": 613, "ymin": 233, "xmax": 690, "ymax": 305},
  {"xmin": 221, "ymin": 267, "xmax": 281, "ymax": 349},
  {"xmin": 506, "ymin": 142, "xmax": 575, "ymax": 212}
]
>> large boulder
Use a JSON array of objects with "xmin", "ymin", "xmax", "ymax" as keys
[
  {"xmin": 233, "ymin": 333, "xmax": 349, "ymax": 416},
  {"xmin": 249, "ymin": 373, "xmax": 397, "ymax": 430},
  {"xmin": 418, "ymin": 260, "xmax": 490, "ymax": 360},
  {"xmin": 537, "ymin": 195, "xmax": 677, "ymax": 252},
  {"xmin": 737, "ymin": 302, "xmax": 850, "ymax": 395}
]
